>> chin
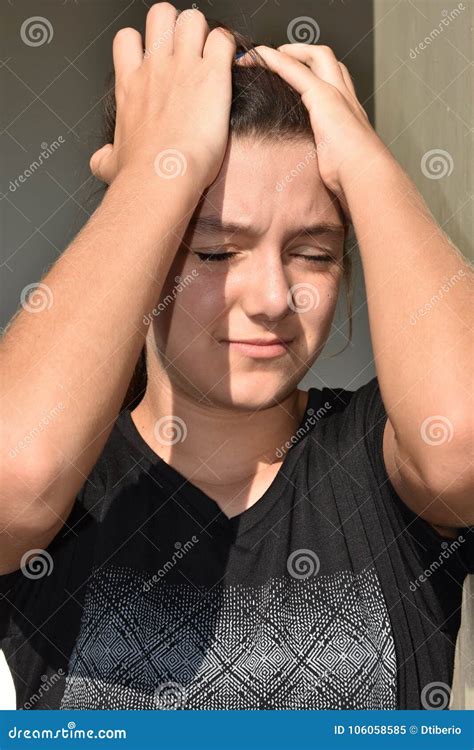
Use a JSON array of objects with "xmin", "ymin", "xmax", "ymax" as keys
[{"xmin": 203, "ymin": 371, "xmax": 299, "ymax": 412}]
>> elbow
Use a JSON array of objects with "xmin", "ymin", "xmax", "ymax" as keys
[
  {"xmin": 417, "ymin": 451, "xmax": 474, "ymax": 528},
  {"xmin": 0, "ymin": 439, "xmax": 59, "ymax": 534}
]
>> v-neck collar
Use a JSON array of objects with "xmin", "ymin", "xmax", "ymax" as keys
[{"xmin": 116, "ymin": 388, "xmax": 324, "ymax": 537}]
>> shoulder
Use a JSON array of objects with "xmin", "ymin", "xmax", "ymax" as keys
[
  {"xmin": 308, "ymin": 374, "xmax": 382, "ymax": 428},
  {"xmin": 380, "ymin": 396, "xmax": 472, "ymax": 541},
  {"xmin": 316, "ymin": 375, "xmax": 473, "ymax": 566}
]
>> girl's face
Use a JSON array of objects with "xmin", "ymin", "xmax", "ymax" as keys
[{"xmin": 148, "ymin": 136, "xmax": 346, "ymax": 410}]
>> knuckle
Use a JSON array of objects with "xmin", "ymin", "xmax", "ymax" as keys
[
  {"xmin": 114, "ymin": 27, "xmax": 135, "ymax": 43},
  {"xmin": 208, "ymin": 25, "xmax": 226, "ymax": 36},
  {"xmin": 214, "ymin": 26, "xmax": 234, "ymax": 42},
  {"xmin": 206, "ymin": 27, "xmax": 233, "ymax": 47},
  {"xmin": 150, "ymin": 2, "xmax": 176, "ymax": 13},
  {"xmin": 183, "ymin": 7, "xmax": 206, "ymax": 22},
  {"xmin": 147, "ymin": 2, "xmax": 176, "ymax": 20}
]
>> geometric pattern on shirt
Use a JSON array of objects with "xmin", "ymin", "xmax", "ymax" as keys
[{"xmin": 59, "ymin": 566, "xmax": 397, "ymax": 710}]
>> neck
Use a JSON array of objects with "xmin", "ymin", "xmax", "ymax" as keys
[{"xmin": 130, "ymin": 371, "xmax": 309, "ymax": 497}]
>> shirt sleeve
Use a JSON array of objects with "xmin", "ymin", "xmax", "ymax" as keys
[{"xmin": 347, "ymin": 375, "xmax": 474, "ymax": 576}]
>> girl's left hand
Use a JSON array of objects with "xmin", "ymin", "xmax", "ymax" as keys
[{"xmin": 237, "ymin": 44, "xmax": 389, "ymax": 218}]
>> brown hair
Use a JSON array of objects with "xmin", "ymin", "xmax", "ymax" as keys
[{"xmin": 98, "ymin": 16, "xmax": 353, "ymax": 411}]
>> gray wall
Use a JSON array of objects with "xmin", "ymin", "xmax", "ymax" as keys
[{"xmin": 373, "ymin": 0, "xmax": 473, "ymax": 710}]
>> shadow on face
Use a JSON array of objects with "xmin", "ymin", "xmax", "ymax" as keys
[{"xmin": 148, "ymin": 136, "xmax": 347, "ymax": 411}]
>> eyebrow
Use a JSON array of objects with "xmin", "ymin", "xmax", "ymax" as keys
[{"xmin": 186, "ymin": 215, "xmax": 345, "ymax": 241}]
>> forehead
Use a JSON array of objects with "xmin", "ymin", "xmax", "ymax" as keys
[{"xmin": 192, "ymin": 135, "xmax": 343, "ymax": 235}]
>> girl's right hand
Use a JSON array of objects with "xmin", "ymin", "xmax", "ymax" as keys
[{"xmin": 90, "ymin": 2, "xmax": 236, "ymax": 190}]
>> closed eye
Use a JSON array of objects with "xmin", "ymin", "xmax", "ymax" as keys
[
  {"xmin": 194, "ymin": 251, "xmax": 334, "ymax": 263},
  {"xmin": 195, "ymin": 252, "xmax": 237, "ymax": 262},
  {"xmin": 291, "ymin": 253, "xmax": 334, "ymax": 263}
]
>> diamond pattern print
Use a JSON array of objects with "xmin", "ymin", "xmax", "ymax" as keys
[{"xmin": 60, "ymin": 566, "xmax": 396, "ymax": 709}]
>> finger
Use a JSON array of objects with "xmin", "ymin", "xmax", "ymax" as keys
[
  {"xmin": 338, "ymin": 62, "xmax": 357, "ymax": 98},
  {"xmin": 145, "ymin": 2, "xmax": 178, "ymax": 58},
  {"xmin": 90, "ymin": 144, "xmax": 114, "ymax": 184},
  {"xmin": 277, "ymin": 44, "xmax": 346, "ymax": 91},
  {"xmin": 338, "ymin": 192, "xmax": 352, "ymax": 224},
  {"xmin": 203, "ymin": 26, "xmax": 237, "ymax": 62},
  {"xmin": 234, "ymin": 47, "xmax": 265, "ymax": 67},
  {"xmin": 173, "ymin": 6, "xmax": 209, "ymax": 59},
  {"xmin": 113, "ymin": 27, "xmax": 143, "ymax": 82},
  {"xmin": 338, "ymin": 63, "xmax": 369, "ymax": 119},
  {"xmin": 237, "ymin": 45, "xmax": 326, "ymax": 100}
]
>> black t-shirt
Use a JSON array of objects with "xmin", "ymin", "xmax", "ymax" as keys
[{"xmin": 1, "ymin": 376, "xmax": 472, "ymax": 710}]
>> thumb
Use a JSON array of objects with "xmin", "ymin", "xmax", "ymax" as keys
[{"xmin": 89, "ymin": 144, "xmax": 114, "ymax": 184}]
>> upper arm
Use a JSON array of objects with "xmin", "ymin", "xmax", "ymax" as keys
[
  {"xmin": 382, "ymin": 415, "xmax": 465, "ymax": 535},
  {"xmin": 0, "ymin": 512, "xmax": 74, "ymax": 576},
  {"xmin": 0, "ymin": 446, "xmax": 107, "ymax": 575},
  {"xmin": 0, "ymin": 449, "xmax": 79, "ymax": 575}
]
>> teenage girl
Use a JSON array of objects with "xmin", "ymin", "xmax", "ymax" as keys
[{"xmin": 1, "ymin": 2, "xmax": 472, "ymax": 710}]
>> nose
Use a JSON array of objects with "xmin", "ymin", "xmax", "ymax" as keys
[{"xmin": 240, "ymin": 249, "xmax": 292, "ymax": 323}]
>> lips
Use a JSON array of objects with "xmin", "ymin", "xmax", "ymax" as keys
[
  {"xmin": 222, "ymin": 337, "xmax": 293, "ymax": 359},
  {"xmin": 224, "ymin": 338, "xmax": 293, "ymax": 346}
]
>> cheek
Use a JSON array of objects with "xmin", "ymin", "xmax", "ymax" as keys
[
  {"xmin": 191, "ymin": 270, "xmax": 228, "ymax": 310},
  {"xmin": 152, "ymin": 277, "xmax": 224, "ymax": 354},
  {"xmin": 290, "ymin": 279, "xmax": 341, "ymax": 350}
]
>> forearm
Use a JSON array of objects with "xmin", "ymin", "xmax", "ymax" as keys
[
  {"xmin": 342, "ymin": 148, "xmax": 473, "ymax": 480},
  {"xmin": 1, "ymin": 169, "xmax": 202, "ymax": 487}
]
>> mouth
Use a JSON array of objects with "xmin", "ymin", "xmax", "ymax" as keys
[{"xmin": 222, "ymin": 337, "xmax": 294, "ymax": 359}]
